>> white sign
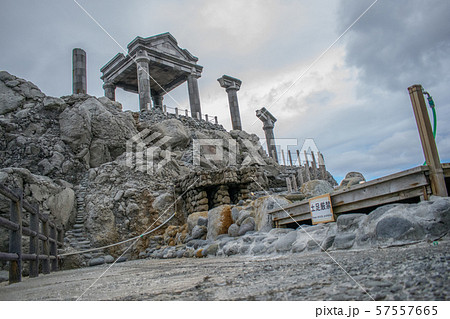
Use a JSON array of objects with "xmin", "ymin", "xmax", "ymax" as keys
[{"xmin": 309, "ymin": 193, "xmax": 334, "ymax": 225}]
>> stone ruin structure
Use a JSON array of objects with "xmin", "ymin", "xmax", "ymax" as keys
[
  {"xmin": 217, "ymin": 75, "xmax": 243, "ymax": 131},
  {"xmin": 100, "ymin": 32, "xmax": 203, "ymax": 117},
  {"xmin": 72, "ymin": 48, "xmax": 87, "ymax": 94},
  {"xmin": 175, "ymin": 167, "xmax": 267, "ymax": 215},
  {"xmin": 256, "ymin": 107, "xmax": 278, "ymax": 163}
]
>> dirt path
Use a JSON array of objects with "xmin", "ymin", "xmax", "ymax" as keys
[{"xmin": 0, "ymin": 240, "xmax": 448, "ymax": 301}]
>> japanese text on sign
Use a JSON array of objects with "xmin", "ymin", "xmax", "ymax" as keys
[{"xmin": 308, "ymin": 193, "xmax": 334, "ymax": 225}]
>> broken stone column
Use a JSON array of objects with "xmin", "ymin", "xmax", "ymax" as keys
[
  {"xmin": 187, "ymin": 71, "xmax": 202, "ymax": 119},
  {"xmin": 72, "ymin": 48, "xmax": 87, "ymax": 94},
  {"xmin": 218, "ymin": 75, "xmax": 242, "ymax": 130},
  {"xmin": 136, "ymin": 50, "xmax": 151, "ymax": 112},
  {"xmin": 152, "ymin": 94, "xmax": 163, "ymax": 110},
  {"xmin": 103, "ymin": 82, "xmax": 116, "ymax": 101},
  {"xmin": 256, "ymin": 107, "xmax": 278, "ymax": 163}
]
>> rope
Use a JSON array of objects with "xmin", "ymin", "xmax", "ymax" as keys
[{"xmin": 59, "ymin": 212, "xmax": 176, "ymax": 257}]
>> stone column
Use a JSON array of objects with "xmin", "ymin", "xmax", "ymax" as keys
[
  {"xmin": 152, "ymin": 94, "xmax": 163, "ymax": 109},
  {"xmin": 103, "ymin": 82, "xmax": 116, "ymax": 101},
  {"xmin": 318, "ymin": 152, "xmax": 327, "ymax": 180},
  {"xmin": 256, "ymin": 107, "xmax": 278, "ymax": 163},
  {"xmin": 187, "ymin": 73, "xmax": 202, "ymax": 119},
  {"xmin": 218, "ymin": 75, "xmax": 242, "ymax": 130},
  {"xmin": 72, "ymin": 48, "xmax": 87, "ymax": 94},
  {"xmin": 136, "ymin": 50, "xmax": 152, "ymax": 112}
]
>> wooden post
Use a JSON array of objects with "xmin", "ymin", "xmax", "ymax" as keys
[
  {"xmin": 286, "ymin": 177, "xmax": 292, "ymax": 193},
  {"xmin": 288, "ymin": 150, "xmax": 293, "ymax": 166},
  {"xmin": 296, "ymin": 150, "xmax": 302, "ymax": 166},
  {"xmin": 214, "ymin": 116, "xmax": 218, "ymax": 125},
  {"xmin": 175, "ymin": 107, "xmax": 179, "ymax": 117},
  {"xmin": 29, "ymin": 205, "xmax": 39, "ymax": 278},
  {"xmin": 310, "ymin": 151, "xmax": 318, "ymax": 179},
  {"xmin": 205, "ymin": 114, "xmax": 209, "ymax": 122},
  {"xmin": 281, "ymin": 150, "xmax": 286, "ymax": 166},
  {"xmin": 42, "ymin": 219, "xmax": 50, "ymax": 274},
  {"xmin": 304, "ymin": 151, "xmax": 311, "ymax": 181},
  {"xmin": 9, "ymin": 189, "xmax": 22, "ymax": 284},
  {"xmin": 50, "ymin": 224, "xmax": 57, "ymax": 271},
  {"xmin": 408, "ymin": 84, "xmax": 448, "ymax": 196},
  {"xmin": 185, "ymin": 109, "xmax": 189, "ymax": 117}
]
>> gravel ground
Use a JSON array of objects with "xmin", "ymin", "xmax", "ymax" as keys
[{"xmin": 0, "ymin": 240, "xmax": 448, "ymax": 301}]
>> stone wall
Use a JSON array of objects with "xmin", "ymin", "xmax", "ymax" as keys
[{"xmin": 175, "ymin": 166, "xmax": 268, "ymax": 216}]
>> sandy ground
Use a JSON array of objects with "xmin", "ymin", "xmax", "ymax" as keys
[{"xmin": 0, "ymin": 240, "xmax": 448, "ymax": 301}]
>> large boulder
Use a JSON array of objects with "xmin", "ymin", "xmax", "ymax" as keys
[
  {"xmin": 187, "ymin": 211, "xmax": 208, "ymax": 233},
  {"xmin": 0, "ymin": 80, "xmax": 25, "ymax": 115},
  {"xmin": 59, "ymin": 97, "xmax": 137, "ymax": 168},
  {"xmin": 300, "ymin": 180, "xmax": 334, "ymax": 199},
  {"xmin": 250, "ymin": 196, "xmax": 292, "ymax": 232},
  {"xmin": 339, "ymin": 172, "xmax": 366, "ymax": 188},
  {"xmin": 153, "ymin": 119, "xmax": 190, "ymax": 149},
  {"xmin": 207, "ymin": 205, "xmax": 232, "ymax": 240}
]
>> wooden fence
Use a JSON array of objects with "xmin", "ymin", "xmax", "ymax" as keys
[{"xmin": 0, "ymin": 183, "xmax": 64, "ymax": 284}]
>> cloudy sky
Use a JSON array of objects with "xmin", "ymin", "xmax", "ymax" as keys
[{"xmin": 1, "ymin": 0, "xmax": 449, "ymax": 182}]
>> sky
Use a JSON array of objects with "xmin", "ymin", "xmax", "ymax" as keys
[{"xmin": 1, "ymin": 0, "xmax": 449, "ymax": 183}]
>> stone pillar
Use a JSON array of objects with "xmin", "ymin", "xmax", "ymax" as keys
[
  {"xmin": 103, "ymin": 82, "xmax": 116, "ymax": 101},
  {"xmin": 136, "ymin": 50, "xmax": 151, "ymax": 112},
  {"xmin": 187, "ymin": 73, "xmax": 201, "ymax": 119},
  {"xmin": 72, "ymin": 48, "xmax": 87, "ymax": 94},
  {"xmin": 218, "ymin": 75, "xmax": 242, "ymax": 130},
  {"xmin": 152, "ymin": 94, "xmax": 163, "ymax": 109},
  {"xmin": 256, "ymin": 107, "xmax": 278, "ymax": 163}
]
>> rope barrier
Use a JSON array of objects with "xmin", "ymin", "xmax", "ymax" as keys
[{"xmin": 59, "ymin": 212, "xmax": 176, "ymax": 257}]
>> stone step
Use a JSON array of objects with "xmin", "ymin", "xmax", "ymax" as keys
[{"xmin": 73, "ymin": 224, "xmax": 84, "ymax": 229}]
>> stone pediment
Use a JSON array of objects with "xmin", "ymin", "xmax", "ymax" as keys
[{"xmin": 127, "ymin": 32, "xmax": 199, "ymax": 63}]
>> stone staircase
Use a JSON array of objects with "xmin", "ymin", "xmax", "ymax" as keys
[{"xmin": 63, "ymin": 174, "xmax": 99, "ymax": 260}]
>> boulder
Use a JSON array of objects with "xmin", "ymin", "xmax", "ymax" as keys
[
  {"xmin": 0, "ymin": 80, "xmax": 25, "ymax": 115},
  {"xmin": 251, "ymin": 196, "xmax": 292, "ymax": 232},
  {"xmin": 300, "ymin": 180, "xmax": 334, "ymax": 199},
  {"xmin": 191, "ymin": 225, "xmax": 207, "ymax": 240},
  {"xmin": 228, "ymin": 223, "xmax": 239, "ymax": 237},
  {"xmin": 207, "ymin": 205, "xmax": 233, "ymax": 240},
  {"xmin": 340, "ymin": 172, "xmax": 365, "ymax": 188},
  {"xmin": 153, "ymin": 119, "xmax": 190, "ymax": 149},
  {"xmin": 274, "ymin": 231, "xmax": 297, "ymax": 252},
  {"xmin": 238, "ymin": 217, "xmax": 255, "ymax": 236},
  {"xmin": 187, "ymin": 211, "xmax": 208, "ymax": 233}
]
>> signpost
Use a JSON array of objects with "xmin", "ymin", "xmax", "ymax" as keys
[{"xmin": 309, "ymin": 194, "xmax": 334, "ymax": 225}]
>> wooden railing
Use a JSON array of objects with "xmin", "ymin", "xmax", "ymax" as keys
[{"xmin": 0, "ymin": 183, "xmax": 64, "ymax": 284}]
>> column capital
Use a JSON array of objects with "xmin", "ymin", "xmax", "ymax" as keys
[
  {"xmin": 102, "ymin": 81, "xmax": 115, "ymax": 89},
  {"xmin": 135, "ymin": 50, "xmax": 150, "ymax": 63},
  {"xmin": 217, "ymin": 75, "xmax": 241, "ymax": 91}
]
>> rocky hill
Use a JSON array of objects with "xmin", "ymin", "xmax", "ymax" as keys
[{"xmin": 1, "ymin": 71, "xmax": 337, "ymax": 268}]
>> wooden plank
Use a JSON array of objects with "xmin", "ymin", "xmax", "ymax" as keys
[
  {"xmin": 22, "ymin": 226, "xmax": 38, "ymax": 238},
  {"xmin": 9, "ymin": 190, "xmax": 22, "ymax": 284},
  {"xmin": 21, "ymin": 253, "xmax": 38, "ymax": 261},
  {"xmin": 0, "ymin": 183, "xmax": 20, "ymax": 201},
  {"xmin": 0, "ymin": 216, "xmax": 20, "ymax": 231},
  {"xmin": 0, "ymin": 252, "xmax": 19, "ymax": 261},
  {"xmin": 270, "ymin": 165, "xmax": 436, "ymax": 226},
  {"xmin": 22, "ymin": 200, "xmax": 38, "ymax": 215}
]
